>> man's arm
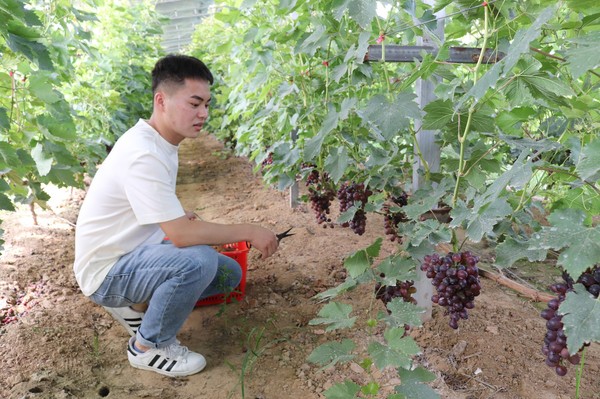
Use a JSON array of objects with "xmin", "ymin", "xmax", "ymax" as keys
[{"xmin": 160, "ymin": 216, "xmax": 279, "ymax": 258}]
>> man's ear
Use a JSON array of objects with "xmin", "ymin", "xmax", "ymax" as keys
[{"xmin": 154, "ymin": 91, "xmax": 166, "ymax": 110}]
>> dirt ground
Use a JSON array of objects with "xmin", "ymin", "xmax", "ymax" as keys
[{"xmin": 1, "ymin": 132, "xmax": 599, "ymax": 399}]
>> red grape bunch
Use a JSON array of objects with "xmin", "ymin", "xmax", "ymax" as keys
[
  {"xmin": 305, "ymin": 169, "xmax": 336, "ymax": 228},
  {"xmin": 420, "ymin": 251, "xmax": 481, "ymax": 329},
  {"xmin": 541, "ymin": 266, "xmax": 600, "ymax": 376},
  {"xmin": 375, "ymin": 274, "xmax": 417, "ymax": 333},
  {"xmin": 383, "ymin": 192, "xmax": 408, "ymax": 242},
  {"xmin": 337, "ymin": 181, "xmax": 372, "ymax": 235}
]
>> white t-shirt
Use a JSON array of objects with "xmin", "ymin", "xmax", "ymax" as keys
[{"xmin": 74, "ymin": 119, "xmax": 185, "ymax": 296}]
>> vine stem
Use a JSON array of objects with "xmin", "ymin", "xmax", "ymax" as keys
[
  {"xmin": 324, "ymin": 39, "xmax": 332, "ymax": 103},
  {"xmin": 450, "ymin": 3, "xmax": 490, "ymax": 250},
  {"xmin": 575, "ymin": 347, "xmax": 585, "ymax": 399},
  {"xmin": 375, "ymin": 18, "xmax": 391, "ymax": 95}
]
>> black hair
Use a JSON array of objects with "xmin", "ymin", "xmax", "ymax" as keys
[{"xmin": 151, "ymin": 54, "xmax": 214, "ymax": 93}]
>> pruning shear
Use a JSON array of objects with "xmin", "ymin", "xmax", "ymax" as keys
[
  {"xmin": 275, "ymin": 227, "xmax": 295, "ymax": 242},
  {"xmin": 245, "ymin": 227, "xmax": 294, "ymax": 249}
]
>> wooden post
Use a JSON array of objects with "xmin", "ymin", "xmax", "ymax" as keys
[{"xmin": 412, "ymin": 1, "xmax": 445, "ymax": 321}]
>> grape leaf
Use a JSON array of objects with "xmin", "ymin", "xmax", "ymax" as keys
[
  {"xmin": 343, "ymin": 239, "xmax": 381, "ymax": 278},
  {"xmin": 307, "ymin": 339, "xmax": 356, "ymax": 369},
  {"xmin": 457, "ymin": 6, "xmax": 556, "ymax": 109},
  {"xmin": 333, "ymin": 0, "xmax": 377, "ymax": 29},
  {"xmin": 375, "ymin": 256, "xmax": 417, "ymax": 286},
  {"xmin": 313, "ymin": 278, "xmax": 358, "ymax": 302},
  {"xmin": 558, "ymin": 284, "xmax": 600, "ymax": 355},
  {"xmin": 565, "ymin": 32, "xmax": 600, "ymax": 78},
  {"xmin": 368, "ymin": 327, "xmax": 421, "ymax": 369},
  {"xmin": 304, "ymin": 106, "xmax": 339, "ymax": 161},
  {"xmin": 494, "ymin": 237, "xmax": 547, "ymax": 268},
  {"xmin": 324, "ymin": 146, "xmax": 349, "ymax": 183},
  {"xmin": 576, "ymin": 138, "xmax": 600, "ymax": 182},
  {"xmin": 530, "ymin": 209, "xmax": 600, "ymax": 280},
  {"xmin": 450, "ymin": 197, "xmax": 512, "ymax": 243},
  {"xmin": 394, "ymin": 367, "xmax": 440, "ymax": 399},
  {"xmin": 31, "ymin": 143, "xmax": 53, "ymax": 176},
  {"xmin": 382, "ymin": 298, "xmax": 425, "ymax": 329},
  {"xmin": 358, "ymin": 93, "xmax": 421, "ymax": 140},
  {"xmin": 323, "ymin": 381, "xmax": 361, "ymax": 399},
  {"xmin": 0, "ymin": 192, "xmax": 16, "ymax": 211},
  {"xmin": 309, "ymin": 301, "xmax": 357, "ymax": 331},
  {"xmin": 0, "ymin": 107, "xmax": 9, "ymax": 131}
]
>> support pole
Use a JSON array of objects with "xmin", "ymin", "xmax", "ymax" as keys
[{"xmin": 412, "ymin": 1, "xmax": 445, "ymax": 322}]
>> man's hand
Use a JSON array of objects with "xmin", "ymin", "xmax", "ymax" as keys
[{"xmin": 247, "ymin": 225, "xmax": 279, "ymax": 259}]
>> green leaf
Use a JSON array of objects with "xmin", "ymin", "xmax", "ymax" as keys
[
  {"xmin": 0, "ymin": 192, "xmax": 16, "ymax": 211},
  {"xmin": 324, "ymin": 381, "xmax": 361, "ymax": 399},
  {"xmin": 494, "ymin": 237, "xmax": 547, "ymax": 268},
  {"xmin": 28, "ymin": 73, "xmax": 62, "ymax": 104},
  {"xmin": 309, "ymin": 301, "xmax": 357, "ymax": 331},
  {"xmin": 530, "ymin": 209, "xmax": 600, "ymax": 280},
  {"xmin": 382, "ymin": 298, "xmax": 425, "ymax": 329},
  {"xmin": 365, "ymin": 237, "xmax": 382, "ymax": 258},
  {"xmin": 375, "ymin": 256, "xmax": 417, "ymax": 286},
  {"xmin": 344, "ymin": 247, "xmax": 370, "ymax": 278},
  {"xmin": 31, "ymin": 143, "xmax": 53, "ymax": 176},
  {"xmin": 565, "ymin": 34, "xmax": 600, "ymax": 79},
  {"xmin": 0, "ymin": 107, "xmax": 9, "ymax": 131},
  {"xmin": 451, "ymin": 198, "xmax": 512, "ymax": 243},
  {"xmin": 576, "ymin": 139, "xmax": 600, "ymax": 181},
  {"xmin": 334, "ymin": 0, "xmax": 377, "ymax": 29},
  {"xmin": 0, "ymin": 142, "xmax": 19, "ymax": 168},
  {"xmin": 358, "ymin": 93, "xmax": 421, "ymax": 139},
  {"xmin": 394, "ymin": 367, "xmax": 440, "ymax": 399},
  {"xmin": 313, "ymin": 278, "xmax": 358, "ymax": 302},
  {"xmin": 304, "ymin": 106, "xmax": 339, "ymax": 161},
  {"xmin": 307, "ymin": 339, "xmax": 356, "ymax": 369},
  {"xmin": 5, "ymin": 33, "xmax": 53, "ymax": 71},
  {"xmin": 324, "ymin": 146, "xmax": 349, "ymax": 183},
  {"xmin": 459, "ymin": 6, "xmax": 556, "ymax": 108},
  {"xmin": 368, "ymin": 326, "xmax": 421, "ymax": 369},
  {"xmin": 558, "ymin": 284, "xmax": 600, "ymax": 355}
]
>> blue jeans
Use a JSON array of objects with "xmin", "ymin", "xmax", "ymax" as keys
[{"xmin": 89, "ymin": 241, "xmax": 242, "ymax": 349}]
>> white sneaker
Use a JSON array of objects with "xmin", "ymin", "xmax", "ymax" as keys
[
  {"xmin": 103, "ymin": 306, "xmax": 144, "ymax": 337},
  {"xmin": 127, "ymin": 337, "xmax": 207, "ymax": 377}
]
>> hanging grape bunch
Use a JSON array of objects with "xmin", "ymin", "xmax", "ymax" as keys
[
  {"xmin": 420, "ymin": 251, "xmax": 481, "ymax": 329},
  {"xmin": 305, "ymin": 169, "xmax": 336, "ymax": 228},
  {"xmin": 375, "ymin": 274, "xmax": 417, "ymax": 334},
  {"xmin": 383, "ymin": 191, "xmax": 409, "ymax": 242},
  {"xmin": 337, "ymin": 181, "xmax": 372, "ymax": 235},
  {"xmin": 541, "ymin": 265, "xmax": 600, "ymax": 376}
]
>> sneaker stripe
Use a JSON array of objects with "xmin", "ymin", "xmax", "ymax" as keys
[
  {"xmin": 157, "ymin": 359, "xmax": 168, "ymax": 369},
  {"xmin": 166, "ymin": 360, "xmax": 177, "ymax": 372},
  {"xmin": 127, "ymin": 346, "xmax": 137, "ymax": 357},
  {"xmin": 148, "ymin": 355, "xmax": 161, "ymax": 367}
]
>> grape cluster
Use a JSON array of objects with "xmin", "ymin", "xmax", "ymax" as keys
[
  {"xmin": 383, "ymin": 192, "xmax": 408, "ymax": 242},
  {"xmin": 337, "ymin": 182, "xmax": 372, "ymax": 235},
  {"xmin": 375, "ymin": 274, "xmax": 417, "ymax": 333},
  {"xmin": 305, "ymin": 170, "xmax": 336, "ymax": 228},
  {"xmin": 541, "ymin": 266, "xmax": 600, "ymax": 376},
  {"xmin": 420, "ymin": 251, "xmax": 481, "ymax": 329}
]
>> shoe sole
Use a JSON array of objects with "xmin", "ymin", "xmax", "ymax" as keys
[{"xmin": 129, "ymin": 359, "xmax": 207, "ymax": 377}]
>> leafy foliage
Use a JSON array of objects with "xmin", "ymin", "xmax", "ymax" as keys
[
  {"xmin": 188, "ymin": 0, "xmax": 600, "ymax": 394},
  {"xmin": 0, "ymin": 0, "xmax": 163, "ymax": 250}
]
